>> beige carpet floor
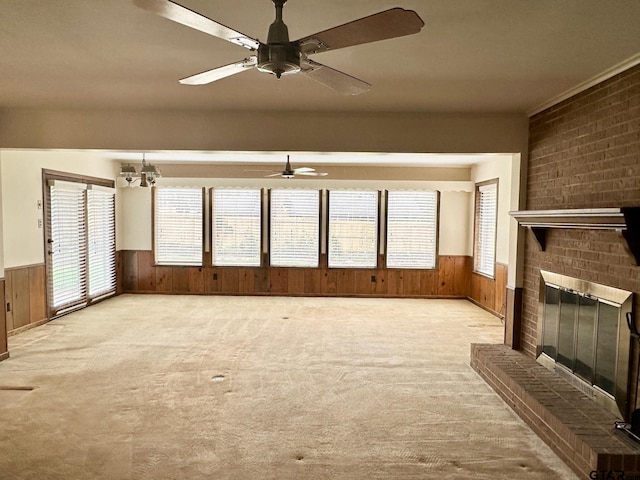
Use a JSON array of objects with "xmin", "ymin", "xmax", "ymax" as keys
[{"xmin": 0, "ymin": 295, "xmax": 577, "ymax": 480}]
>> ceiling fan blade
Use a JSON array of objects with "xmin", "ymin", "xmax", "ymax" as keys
[
  {"xmin": 179, "ymin": 57, "xmax": 257, "ymax": 85},
  {"xmin": 296, "ymin": 171, "xmax": 328, "ymax": 177},
  {"xmin": 133, "ymin": 0, "xmax": 260, "ymax": 50},
  {"xmin": 302, "ymin": 59, "xmax": 371, "ymax": 96},
  {"xmin": 293, "ymin": 167, "xmax": 316, "ymax": 173},
  {"xmin": 296, "ymin": 8, "xmax": 424, "ymax": 55}
]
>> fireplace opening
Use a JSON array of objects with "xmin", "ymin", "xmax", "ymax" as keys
[{"xmin": 538, "ymin": 271, "xmax": 634, "ymax": 419}]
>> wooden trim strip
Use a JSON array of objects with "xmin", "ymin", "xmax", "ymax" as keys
[
  {"xmin": 42, "ymin": 169, "xmax": 114, "ymax": 188},
  {"xmin": 4, "ymin": 263, "xmax": 46, "ymax": 272},
  {"xmin": 7, "ymin": 317, "xmax": 49, "ymax": 336}
]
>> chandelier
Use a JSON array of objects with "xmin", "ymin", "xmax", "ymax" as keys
[{"xmin": 119, "ymin": 154, "xmax": 161, "ymax": 187}]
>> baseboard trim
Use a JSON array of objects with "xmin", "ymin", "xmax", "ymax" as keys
[
  {"xmin": 121, "ymin": 290, "xmax": 469, "ymax": 299},
  {"xmin": 8, "ymin": 318, "xmax": 49, "ymax": 337},
  {"xmin": 467, "ymin": 296, "xmax": 503, "ymax": 319}
]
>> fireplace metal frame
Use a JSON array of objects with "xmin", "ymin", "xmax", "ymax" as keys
[{"xmin": 537, "ymin": 270, "xmax": 635, "ymax": 419}]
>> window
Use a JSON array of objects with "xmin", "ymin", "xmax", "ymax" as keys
[
  {"xmin": 154, "ymin": 187, "xmax": 204, "ymax": 266},
  {"xmin": 270, "ymin": 189, "xmax": 320, "ymax": 267},
  {"xmin": 386, "ymin": 190, "xmax": 438, "ymax": 269},
  {"xmin": 48, "ymin": 181, "xmax": 87, "ymax": 311},
  {"xmin": 87, "ymin": 187, "xmax": 116, "ymax": 298},
  {"xmin": 327, "ymin": 190, "xmax": 378, "ymax": 268},
  {"xmin": 45, "ymin": 175, "xmax": 115, "ymax": 317},
  {"xmin": 474, "ymin": 181, "xmax": 497, "ymax": 277},
  {"xmin": 212, "ymin": 188, "xmax": 262, "ymax": 267}
]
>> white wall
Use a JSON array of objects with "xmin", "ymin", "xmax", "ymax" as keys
[
  {"xmin": 470, "ymin": 155, "xmax": 516, "ymax": 266},
  {"xmin": 0, "ymin": 149, "xmax": 514, "ymax": 270},
  {"xmin": 0, "ymin": 150, "xmax": 120, "ymax": 269},
  {"xmin": 439, "ymin": 191, "xmax": 472, "ymax": 256},
  {"xmin": 117, "ymin": 173, "xmax": 475, "ymax": 256},
  {"xmin": 0, "ymin": 108, "xmax": 528, "ymax": 278}
]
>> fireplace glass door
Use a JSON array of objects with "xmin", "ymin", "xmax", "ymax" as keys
[
  {"xmin": 539, "ymin": 271, "xmax": 633, "ymax": 417},
  {"xmin": 543, "ymin": 286, "xmax": 618, "ymax": 397}
]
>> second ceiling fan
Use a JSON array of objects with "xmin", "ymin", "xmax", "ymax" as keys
[
  {"xmin": 134, "ymin": 0, "xmax": 425, "ymax": 95},
  {"xmin": 248, "ymin": 156, "xmax": 328, "ymax": 179}
]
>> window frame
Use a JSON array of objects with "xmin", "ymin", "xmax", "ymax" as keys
[
  {"xmin": 385, "ymin": 189, "xmax": 440, "ymax": 270},
  {"xmin": 152, "ymin": 186, "xmax": 205, "ymax": 267},
  {"xmin": 473, "ymin": 179, "xmax": 498, "ymax": 278},
  {"xmin": 42, "ymin": 169, "xmax": 115, "ymax": 318},
  {"xmin": 210, "ymin": 187, "xmax": 264, "ymax": 267},
  {"xmin": 268, "ymin": 188, "xmax": 321, "ymax": 268},
  {"xmin": 326, "ymin": 189, "xmax": 380, "ymax": 269}
]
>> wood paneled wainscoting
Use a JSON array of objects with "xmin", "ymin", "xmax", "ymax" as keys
[
  {"xmin": 5, "ymin": 264, "xmax": 48, "ymax": 336},
  {"xmin": 119, "ymin": 251, "xmax": 474, "ymax": 298},
  {"xmin": 468, "ymin": 263, "xmax": 508, "ymax": 318},
  {"xmin": 0, "ymin": 278, "xmax": 7, "ymax": 361}
]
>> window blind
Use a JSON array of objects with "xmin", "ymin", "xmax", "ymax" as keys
[
  {"xmin": 386, "ymin": 190, "xmax": 438, "ymax": 269},
  {"xmin": 212, "ymin": 188, "xmax": 262, "ymax": 267},
  {"xmin": 474, "ymin": 182, "xmax": 497, "ymax": 277},
  {"xmin": 48, "ymin": 184, "xmax": 87, "ymax": 310},
  {"xmin": 328, "ymin": 190, "xmax": 378, "ymax": 268},
  {"xmin": 154, "ymin": 187, "xmax": 203, "ymax": 266},
  {"xmin": 270, "ymin": 189, "xmax": 320, "ymax": 268},
  {"xmin": 87, "ymin": 188, "xmax": 116, "ymax": 298}
]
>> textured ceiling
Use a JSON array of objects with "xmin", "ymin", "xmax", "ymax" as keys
[{"xmin": 1, "ymin": 0, "xmax": 640, "ymax": 114}]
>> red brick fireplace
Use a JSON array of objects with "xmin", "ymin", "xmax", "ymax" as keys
[{"xmin": 473, "ymin": 64, "xmax": 640, "ymax": 478}]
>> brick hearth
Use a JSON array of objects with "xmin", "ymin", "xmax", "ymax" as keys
[{"xmin": 471, "ymin": 343, "xmax": 640, "ymax": 479}]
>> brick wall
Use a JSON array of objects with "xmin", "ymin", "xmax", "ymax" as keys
[{"xmin": 524, "ymin": 64, "xmax": 640, "ymax": 405}]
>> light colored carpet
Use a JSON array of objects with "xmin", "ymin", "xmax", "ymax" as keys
[{"xmin": 0, "ymin": 295, "xmax": 577, "ymax": 479}]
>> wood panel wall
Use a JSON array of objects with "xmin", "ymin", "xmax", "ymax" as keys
[
  {"xmin": 468, "ymin": 263, "xmax": 508, "ymax": 318},
  {"xmin": 0, "ymin": 279, "xmax": 7, "ymax": 361},
  {"xmin": 5, "ymin": 264, "xmax": 47, "ymax": 335},
  {"xmin": 119, "ymin": 251, "xmax": 473, "ymax": 298}
]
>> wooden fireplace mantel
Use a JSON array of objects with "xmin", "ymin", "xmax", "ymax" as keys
[{"xmin": 509, "ymin": 207, "xmax": 640, "ymax": 265}]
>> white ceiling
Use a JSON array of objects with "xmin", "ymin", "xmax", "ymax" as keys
[{"xmin": 2, "ymin": 0, "xmax": 640, "ymax": 115}]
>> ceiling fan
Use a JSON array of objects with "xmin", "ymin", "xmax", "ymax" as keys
[
  {"xmin": 249, "ymin": 156, "xmax": 328, "ymax": 178},
  {"xmin": 133, "ymin": 0, "xmax": 425, "ymax": 95}
]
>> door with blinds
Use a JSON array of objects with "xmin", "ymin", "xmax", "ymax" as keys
[{"xmin": 45, "ymin": 175, "xmax": 116, "ymax": 318}]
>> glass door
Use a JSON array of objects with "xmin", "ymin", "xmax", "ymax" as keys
[{"xmin": 44, "ymin": 175, "xmax": 116, "ymax": 318}]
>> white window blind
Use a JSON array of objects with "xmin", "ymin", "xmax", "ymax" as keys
[
  {"xmin": 48, "ymin": 183, "xmax": 87, "ymax": 310},
  {"xmin": 270, "ymin": 189, "xmax": 320, "ymax": 268},
  {"xmin": 87, "ymin": 188, "xmax": 116, "ymax": 298},
  {"xmin": 386, "ymin": 190, "xmax": 438, "ymax": 269},
  {"xmin": 474, "ymin": 182, "xmax": 497, "ymax": 277},
  {"xmin": 154, "ymin": 187, "xmax": 203, "ymax": 266},
  {"xmin": 212, "ymin": 188, "xmax": 262, "ymax": 267},
  {"xmin": 328, "ymin": 190, "xmax": 378, "ymax": 268}
]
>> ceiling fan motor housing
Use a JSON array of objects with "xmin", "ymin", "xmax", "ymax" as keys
[
  {"xmin": 258, "ymin": 0, "xmax": 299, "ymax": 79},
  {"xmin": 257, "ymin": 43, "xmax": 301, "ymax": 79}
]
